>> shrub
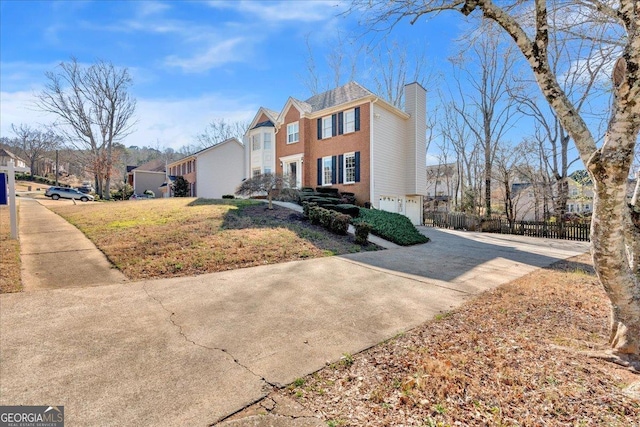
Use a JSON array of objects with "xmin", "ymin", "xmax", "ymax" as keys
[
  {"xmin": 340, "ymin": 192, "xmax": 357, "ymax": 204},
  {"xmin": 222, "ymin": 194, "xmax": 235, "ymax": 199},
  {"xmin": 353, "ymin": 208, "xmax": 429, "ymax": 246},
  {"xmin": 309, "ymin": 206, "xmax": 323, "ymax": 225},
  {"xmin": 332, "ymin": 204, "xmax": 360, "ymax": 218},
  {"xmin": 276, "ymin": 188, "xmax": 300, "ymax": 202},
  {"xmin": 319, "ymin": 208, "xmax": 333, "ymax": 229},
  {"xmin": 354, "ymin": 222, "xmax": 371, "ymax": 245},
  {"xmin": 330, "ymin": 213, "xmax": 350, "ymax": 235},
  {"xmin": 315, "ymin": 187, "xmax": 340, "ymax": 195},
  {"xmin": 302, "ymin": 201, "xmax": 317, "ymax": 219}
]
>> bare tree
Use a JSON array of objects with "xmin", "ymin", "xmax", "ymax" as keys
[
  {"xmin": 350, "ymin": 0, "xmax": 640, "ymax": 370},
  {"xmin": 510, "ymin": 6, "xmax": 612, "ymax": 223},
  {"xmin": 235, "ymin": 173, "xmax": 293, "ymax": 210},
  {"xmin": 439, "ymin": 98, "xmax": 481, "ymax": 214},
  {"xmin": 10, "ymin": 124, "xmax": 61, "ymax": 176},
  {"xmin": 301, "ymin": 33, "xmax": 429, "ymax": 109},
  {"xmin": 36, "ymin": 58, "xmax": 136, "ymax": 199},
  {"xmin": 194, "ymin": 118, "xmax": 249, "ymax": 151},
  {"xmin": 449, "ymin": 26, "xmax": 522, "ymax": 218}
]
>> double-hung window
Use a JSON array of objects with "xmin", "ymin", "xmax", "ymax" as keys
[
  {"xmin": 344, "ymin": 153, "xmax": 356, "ymax": 184},
  {"xmin": 263, "ymin": 133, "xmax": 272, "ymax": 149},
  {"xmin": 322, "ymin": 116, "xmax": 333, "ymax": 139},
  {"xmin": 287, "ymin": 122, "xmax": 299, "ymax": 144},
  {"xmin": 343, "ymin": 109, "xmax": 355, "ymax": 134},
  {"xmin": 323, "ymin": 157, "xmax": 333, "ymax": 186},
  {"xmin": 252, "ymin": 135, "xmax": 260, "ymax": 151}
]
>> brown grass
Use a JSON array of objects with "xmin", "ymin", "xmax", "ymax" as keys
[
  {"xmin": 278, "ymin": 254, "xmax": 639, "ymax": 426},
  {"xmin": 48, "ymin": 198, "xmax": 379, "ymax": 280},
  {"xmin": 0, "ymin": 205, "xmax": 22, "ymax": 293}
]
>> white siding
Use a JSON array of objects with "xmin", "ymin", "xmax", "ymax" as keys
[
  {"xmin": 404, "ymin": 83, "xmax": 427, "ymax": 195},
  {"xmin": 196, "ymin": 140, "xmax": 245, "ymax": 199},
  {"xmin": 247, "ymin": 128, "xmax": 276, "ymax": 176},
  {"xmin": 372, "ymin": 103, "xmax": 407, "ymax": 208},
  {"xmin": 133, "ymin": 171, "xmax": 165, "ymax": 198}
]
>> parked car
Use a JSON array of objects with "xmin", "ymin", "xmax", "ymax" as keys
[
  {"xmin": 77, "ymin": 185, "xmax": 94, "ymax": 194},
  {"xmin": 129, "ymin": 193, "xmax": 155, "ymax": 200},
  {"xmin": 45, "ymin": 186, "xmax": 94, "ymax": 202}
]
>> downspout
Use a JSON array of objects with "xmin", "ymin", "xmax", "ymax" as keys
[{"xmin": 370, "ymin": 98, "xmax": 379, "ymax": 208}]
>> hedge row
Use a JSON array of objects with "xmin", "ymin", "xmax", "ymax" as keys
[
  {"xmin": 353, "ymin": 208, "xmax": 429, "ymax": 246},
  {"xmin": 308, "ymin": 205, "xmax": 350, "ymax": 235}
]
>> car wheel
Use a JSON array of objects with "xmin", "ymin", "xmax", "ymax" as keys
[
  {"xmin": 81, "ymin": 197, "xmax": 88, "ymax": 202},
  {"xmin": 52, "ymin": 194, "xmax": 60, "ymax": 200}
]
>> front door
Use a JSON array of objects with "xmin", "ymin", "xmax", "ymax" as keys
[{"xmin": 284, "ymin": 160, "xmax": 301, "ymax": 188}]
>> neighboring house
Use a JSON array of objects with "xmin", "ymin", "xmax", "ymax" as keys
[
  {"xmin": 167, "ymin": 138, "xmax": 245, "ymax": 199},
  {"xmin": 566, "ymin": 176, "xmax": 594, "ymax": 214},
  {"xmin": 245, "ymin": 81, "xmax": 427, "ymax": 225},
  {"xmin": 127, "ymin": 158, "xmax": 166, "ymax": 198},
  {"xmin": 425, "ymin": 163, "xmax": 459, "ymax": 211},
  {"xmin": 0, "ymin": 148, "xmax": 29, "ymax": 171}
]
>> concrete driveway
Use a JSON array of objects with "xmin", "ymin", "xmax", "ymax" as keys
[{"xmin": 0, "ymin": 224, "xmax": 589, "ymax": 426}]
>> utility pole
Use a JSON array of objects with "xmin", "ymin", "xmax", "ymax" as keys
[{"xmin": 55, "ymin": 149, "xmax": 59, "ymax": 186}]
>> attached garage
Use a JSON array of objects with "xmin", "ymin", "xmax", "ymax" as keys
[{"xmin": 378, "ymin": 195, "xmax": 423, "ymax": 226}]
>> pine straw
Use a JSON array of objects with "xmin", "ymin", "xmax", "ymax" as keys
[{"xmin": 282, "ymin": 253, "xmax": 639, "ymax": 426}]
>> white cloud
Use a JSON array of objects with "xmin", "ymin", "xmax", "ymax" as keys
[
  {"xmin": 0, "ymin": 89, "xmax": 256, "ymax": 151},
  {"xmin": 138, "ymin": 1, "xmax": 171, "ymax": 17},
  {"xmin": 164, "ymin": 37, "xmax": 249, "ymax": 72},
  {"xmin": 212, "ymin": 0, "xmax": 343, "ymax": 23},
  {"xmin": 126, "ymin": 94, "xmax": 258, "ymax": 149},
  {"xmin": 0, "ymin": 91, "xmax": 57, "ymax": 137}
]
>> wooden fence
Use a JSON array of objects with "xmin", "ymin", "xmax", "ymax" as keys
[{"xmin": 424, "ymin": 212, "xmax": 590, "ymax": 242}]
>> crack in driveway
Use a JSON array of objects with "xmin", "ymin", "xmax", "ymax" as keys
[{"xmin": 142, "ymin": 283, "xmax": 279, "ymax": 394}]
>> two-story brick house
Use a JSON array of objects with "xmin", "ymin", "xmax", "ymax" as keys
[{"xmin": 245, "ymin": 82, "xmax": 427, "ymax": 224}]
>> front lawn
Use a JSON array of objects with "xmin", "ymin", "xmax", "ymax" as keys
[{"xmin": 48, "ymin": 198, "xmax": 379, "ymax": 280}]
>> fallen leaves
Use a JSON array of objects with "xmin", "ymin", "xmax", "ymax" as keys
[{"xmin": 281, "ymin": 254, "xmax": 639, "ymax": 426}]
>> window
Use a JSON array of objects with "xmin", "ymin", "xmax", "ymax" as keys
[
  {"xmin": 263, "ymin": 133, "xmax": 272, "ymax": 150},
  {"xmin": 252, "ymin": 168, "xmax": 261, "ymax": 178},
  {"xmin": 344, "ymin": 153, "xmax": 356, "ymax": 184},
  {"xmin": 570, "ymin": 187, "xmax": 578, "ymax": 197},
  {"xmin": 322, "ymin": 116, "xmax": 333, "ymax": 139},
  {"xmin": 344, "ymin": 109, "xmax": 355, "ymax": 134},
  {"xmin": 323, "ymin": 157, "xmax": 332, "ymax": 186},
  {"xmin": 252, "ymin": 135, "xmax": 260, "ymax": 151},
  {"xmin": 287, "ymin": 122, "xmax": 299, "ymax": 144}
]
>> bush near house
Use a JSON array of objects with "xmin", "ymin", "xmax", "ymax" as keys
[
  {"xmin": 354, "ymin": 222, "xmax": 371, "ymax": 245},
  {"xmin": 354, "ymin": 208, "xmax": 429, "ymax": 246},
  {"xmin": 308, "ymin": 206, "xmax": 350, "ymax": 236}
]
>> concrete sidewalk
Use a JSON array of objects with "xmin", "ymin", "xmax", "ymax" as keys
[
  {"xmin": 0, "ymin": 200, "xmax": 590, "ymax": 426},
  {"xmin": 18, "ymin": 198, "xmax": 127, "ymax": 290}
]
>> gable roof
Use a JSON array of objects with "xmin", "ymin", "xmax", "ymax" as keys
[
  {"xmin": 248, "ymin": 107, "xmax": 279, "ymax": 130},
  {"xmin": 303, "ymin": 81, "xmax": 374, "ymax": 113},
  {"xmin": 168, "ymin": 137, "xmax": 243, "ymax": 167},
  {"xmin": 131, "ymin": 158, "xmax": 166, "ymax": 173},
  {"xmin": 0, "ymin": 147, "xmax": 26, "ymax": 163}
]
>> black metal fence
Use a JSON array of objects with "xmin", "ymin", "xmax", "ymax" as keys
[{"xmin": 424, "ymin": 212, "xmax": 590, "ymax": 242}]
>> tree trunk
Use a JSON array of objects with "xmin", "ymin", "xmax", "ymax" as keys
[{"xmin": 588, "ymin": 149, "xmax": 640, "ymax": 370}]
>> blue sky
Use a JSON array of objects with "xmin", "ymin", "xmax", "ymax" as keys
[{"xmin": 0, "ymin": 0, "xmax": 465, "ymax": 153}]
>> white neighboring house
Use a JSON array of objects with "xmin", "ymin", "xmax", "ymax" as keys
[
  {"xmin": 167, "ymin": 138, "xmax": 245, "ymax": 199},
  {"xmin": 127, "ymin": 158, "xmax": 166, "ymax": 198},
  {"xmin": 0, "ymin": 148, "xmax": 29, "ymax": 172}
]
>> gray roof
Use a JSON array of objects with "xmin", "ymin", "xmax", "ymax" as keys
[
  {"xmin": 303, "ymin": 81, "xmax": 374, "ymax": 112},
  {"xmin": 132, "ymin": 158, "xmax": 166, "ymax": 173}
]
